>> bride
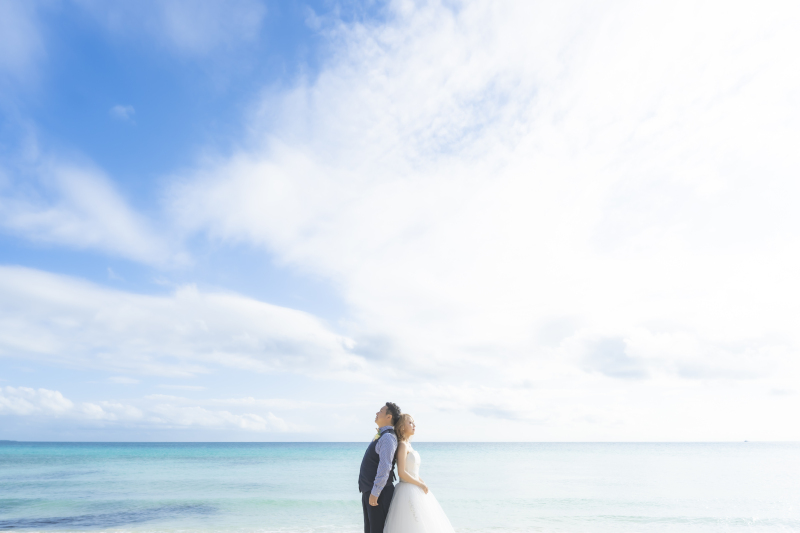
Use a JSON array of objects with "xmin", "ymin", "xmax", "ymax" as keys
[{"xmin": 384, "ymin": 414, "xmax": 456, "ymax": 533}]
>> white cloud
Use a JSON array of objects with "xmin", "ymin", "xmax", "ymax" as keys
[
  {"xmin": 0, "ymin": 265, "xmax": 363, "ymax": 379},
  {"xmin": 109, "ymin": 104, "xmax": 135, "ymax": 121},
  {"xmin": 158, "ymin": 384, "xmax": 206, "ymax": 391},
  {"xmin": 166, "ymin": 1, "xmax": 800, "ymax": 439},
  {"xmin": 0, "ymin": 1, "xmax": 44, "ymax": 80},
  {"xmin": 0, "ymin": 156, "xmax": 179, "ymax": 265},
  {"xmin": 0, "ymin": 386, "xmax": 73, "ymax": 416},
  {"xmin": 76, "ymin": 0, "xmax": 267, "ymax": 55},
  {"xmin": 2, "ymin": 0, "xmax": 798, "ymax": 440},
  {"xmin": 0, "ymin": 386, "xmax": 287, "ymax": 431},
  {"xmin": 149, "ymin": 404, "xmax": 286, "ymax": 431},
  {"xmin": 109, "ymin": 376, "xmax": 139, "ymax": 384},
  {"xmin": 107, "ymin": 267, "xmax": 124, "ymax": 281}
]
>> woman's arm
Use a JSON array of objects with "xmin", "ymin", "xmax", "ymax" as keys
[{"xmin": 395, "ymin": 442, "xmax": 428, "ymax": 493}]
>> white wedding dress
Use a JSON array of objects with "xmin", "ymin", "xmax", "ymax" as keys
[{"xmin": 384, "ymin": 445, "xmax": 456, "ymax": 533}]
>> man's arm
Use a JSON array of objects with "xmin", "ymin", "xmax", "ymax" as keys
[{"xmin": 368, "ymin": 433, "xmax": 398, "ymax": 505}]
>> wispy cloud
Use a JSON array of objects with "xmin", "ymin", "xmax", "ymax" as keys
[
  {"xmin": 0, "ymin": 155, "xmax": 179, "ymax": 265},
  {"xmin": 109, "ymin": 376, "xmax": 139, "ymax": 385},
  {"xmin": 3, "ymin": 1, "xmax": 800, "ymax": 440},
  {"xmin": 0, "ymin": 1, "xmax": 44, "ymax": 81},
  {"xmin": 582, "ymin": 338, "xmax": 648, "ymax": 380},
  {"xmin": 164, "ymin": 1, "xmax": 800, "ymax": 439},
  {"xmin": 158, "ymin": 384, "xmax": 206, "ymax": 391},
  {"xmin": 0, "ymin": 266, "xmax": 364, "ymax": 379},
  {"xmin": 106, "ymin": 267, "xmax": 124, "ymax": 281},
  {"xmin": 109, "ymin": 104, "xmax": 135, "ymax": 122},
  {"xmin": 172, "ymin": 1, "xmax": 800, "ymax": 372},
  {"xmin": 76, "ymin": 0, "xmax": 267, "ymax": 55}
]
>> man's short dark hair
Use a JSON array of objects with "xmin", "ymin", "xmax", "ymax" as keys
[{"xmin": 385, "ymin": 402, "xmax": 401, "ymax": 425}]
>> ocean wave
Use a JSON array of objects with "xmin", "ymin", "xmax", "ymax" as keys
[{"xmin": 0, "ymin": 504, "xmax": 216, "ymax": 530}]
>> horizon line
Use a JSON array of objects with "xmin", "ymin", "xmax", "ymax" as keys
[{"xmin": 2, "ymin": 440, "xmax": 793, "ymax": 444}]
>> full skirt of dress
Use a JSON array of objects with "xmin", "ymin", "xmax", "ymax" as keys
[{"xmin": 384, "ymin": 482, "xmax": 456, "ymax": 533}]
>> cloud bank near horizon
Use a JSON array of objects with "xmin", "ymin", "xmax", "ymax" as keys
[{"xmin": 0, "ymin": 386, "xmax": 289, "ymax": 433}]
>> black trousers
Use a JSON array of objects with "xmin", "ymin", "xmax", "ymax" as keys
[{"xmin": 361, "ymin": 483, "xmax": 395, "ymax": 533}]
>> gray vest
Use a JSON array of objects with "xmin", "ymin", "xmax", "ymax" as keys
[{"xmin": 358, "ymin": 428, "xmax": 396, "ymax": 493}]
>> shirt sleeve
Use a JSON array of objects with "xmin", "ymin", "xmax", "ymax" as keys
[{"xmin": 371, "ymin": 433, "xmax": 398, "ymax": 497}]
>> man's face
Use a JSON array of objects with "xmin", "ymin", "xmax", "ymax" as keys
[{"xmin": 375, "ymin": 406, "xmax": 389, "ymax": 425}]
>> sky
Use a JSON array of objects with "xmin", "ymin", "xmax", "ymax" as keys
[{"xmin": 1, "ymin": 0, "xmax": 799, "ymax": 442}]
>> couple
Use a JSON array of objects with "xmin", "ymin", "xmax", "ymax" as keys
[{"xmin": 358, "ymin": 402, "xmax": 455, "ymax": 533}]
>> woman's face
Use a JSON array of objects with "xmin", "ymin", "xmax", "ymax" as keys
[{"xmin": 405, "ymin": 417, "xmax": 416, "ymax": 437}]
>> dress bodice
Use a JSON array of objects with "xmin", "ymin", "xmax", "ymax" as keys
[
  {"xmin": 384, "ymin": 444, "xmax": 455, "ymax": 533},
  {"xmin": 403, "ymin": 446, "xmax": 421, "ymax": 480}
]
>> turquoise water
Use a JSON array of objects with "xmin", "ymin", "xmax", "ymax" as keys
[{"xmin": 1, "ymin": 442, "xmax": 799, "ymax": 532}]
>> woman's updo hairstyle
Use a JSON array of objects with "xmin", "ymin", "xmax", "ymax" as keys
[{"xmin": 394, "ymin": 413, "xmax": 414, "ymax": 442}]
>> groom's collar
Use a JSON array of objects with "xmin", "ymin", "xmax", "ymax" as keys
[{"xmin": 378, "ymin": 425, "xmax": 394, "ymax": 433}]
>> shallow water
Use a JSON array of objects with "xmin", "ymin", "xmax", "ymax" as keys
[{"xmin": 1, "ymin": 442, "xmax": 798, "ymax": 532}]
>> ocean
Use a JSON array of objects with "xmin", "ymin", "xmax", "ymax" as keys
[{"xmin": 1, "ymin": 442, "xmax": 798, "ymax": 533}]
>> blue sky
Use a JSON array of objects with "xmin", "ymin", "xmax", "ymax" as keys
[
  {"xmin": 1, "ymin": 1, "xmax": 348, "ymax": 313},
  {"xmin": 1, "ymin": 0, "xmax": 800, "ymax": 441}
]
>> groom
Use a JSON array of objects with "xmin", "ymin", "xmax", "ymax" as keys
[{"xmin": 359, "ymin": 402, "xmax": 401, "ymax": 533}]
